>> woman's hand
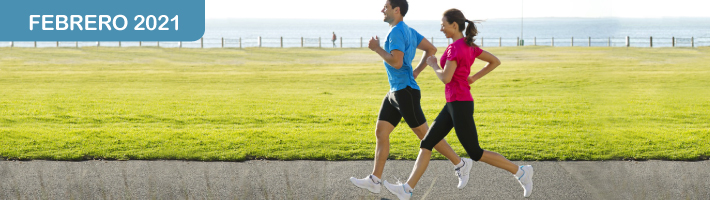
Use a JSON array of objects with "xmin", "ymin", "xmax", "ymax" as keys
[
  {"xmin": 467, "ymin": 76, "xmax": 476, "ymax": 85},
  {"xmin": 426, "ymin": 55, "xmax": 438, "ymax": 68}
]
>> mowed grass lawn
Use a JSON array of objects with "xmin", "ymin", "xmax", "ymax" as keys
[{"xmin": 1, "ymin": 46, "xmax": 708, "ymax": 161}]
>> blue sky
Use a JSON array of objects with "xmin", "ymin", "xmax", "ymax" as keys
[{"xmin": 206, "ymin": 0, "xmax": 710, "ymax": 20}]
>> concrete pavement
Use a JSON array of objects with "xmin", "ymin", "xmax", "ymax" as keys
[{"xmin": 1, "ymin": 159, "xmax": 709, "ymax": 200}]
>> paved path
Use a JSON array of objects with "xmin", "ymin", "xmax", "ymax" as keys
[{"xmin": 1, "ymin": 160, "xmax": 709, "ymax": 199}]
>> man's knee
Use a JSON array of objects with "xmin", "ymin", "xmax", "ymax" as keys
[
  {"xmin": 410, "ymin": 123, "xmax": 428, "ymax": 139},
  {"xmin": 375, "ymin": 129, "xmax": 390, "ymax": 141}
]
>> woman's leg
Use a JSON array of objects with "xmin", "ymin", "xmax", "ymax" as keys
[
  {"xmin": 450, "ymin": 101, "xmax": 517, "ymax": 174},
  {"xmin": 392, "ymin": 86, "xmax": 462, "ymax": 166},
  {"xmin": 405, "ymin": 106, "xmax": 454, "ymax": 188},
  {"xmin": 479, "ymin": 151, "xmax": 518, "ymax": 174},
  {"xmin": 405, "ymin": 148, "xmax": 432, "ymax": 188}
]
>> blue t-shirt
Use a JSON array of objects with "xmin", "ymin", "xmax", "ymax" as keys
[{"xmin": 384, "ymin": 21, "xmax": 424, "ymax": 92}]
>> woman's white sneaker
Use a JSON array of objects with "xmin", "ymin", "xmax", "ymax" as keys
[
  {"xmin": 455, "ymin": 158, "xmax": 474, "ymax": 189},
  {"xmin": 514, "ymin": 165, "xmax": 534, "ymax": 197},
  {"xmin": 349, "ymin": 175, "xmax": 381, "ymax": 194},
  {"xmin": 383, "ymin": 180, "xmax": 412, "ymax": 200}
]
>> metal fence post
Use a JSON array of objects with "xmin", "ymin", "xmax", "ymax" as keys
[
  {"xmin": 319, "ymin": 37, "xmax": 321, "ymax": 48},
  {"xmin": 692, "ymin": 37, "xmax": 694, "ymax": 48},
  {"xmin": 360, "ymin": 37, "xmax": 363, "ymax": 48},
  {"xmin": 431, "ymin": 37, "xmax": 434, "ymax": 47},
  {"xmin": 534, "ymin": 37, "xmax": 536, "ymax": 46},
  {"xmin": 258, "ymin": 36, "xmax": 261, "ymax": 48},
  {"xmin": 588, "ymin": 37, "xmax": 591, "ymax": 47},
  {"xmin": 178, "ymin": 41, "xmax": 181, "ymax": 49},
  {"xmin": 34, "ymin": 41, "xmax": 37, "ymax": 48},
  {"xmin": 119, "ymin": 41, "xmax": 122, "ymax": 47},
  {"xmin": 302, "ymin": 37, "xmax": 304, "ymax": 48},
  {"xmin": 222, "ymin": 37, "xmax": 224, "ymax": 48},
  {"xmin": 571, "ymin": 37, "xmax": 574, "ymax": 47},
  {"xmin": 608, "ymin": 37, "xmax": 611, "ymax": 47},
  {"xmin": 76, "ymin": 41, "xmax": 78, "ymax": 48},
  {"xmin": 517, "ymin": 37, "xmax": 520, "ymax": 46},
  {"xmin": 139, "ymin": 41, "xmax": 142, "ymax": 47},
  {"xmin": 626, "ymin": 36, "xmax": 630, "ymax": 47},
  {"xmin": 280, "ymin": 37, "xmax": 283, "ymax": 48},
  {"xmin": 650, "ymin": 36, "xmax": 653, "ymax": 48},
  {"xmin": 340, "ymin": 37, "xmax": 342, "ymax": 48},
  {"xmin": 672, "ymin": 37, "xmax": 675, "ymax": 47},
  {"xmin": 10, "ymin": 41, "xmax": 13, "ymax": 48},
  {"xmin": 481, "ymin": 37, "xmax": 484, "ymax": 47},
  {"xmin": 499, "ymin": 37, "xmax": 501, "ymax": 47},
  {"xmin": 239, "ymin": 38, "xmax": 242, "ymax": 48},
  {"xmin": 96, "ymin": 41, "xmax": 99, "ymax": 48},
  {"xmin": 201, "ymin": 37, "xmax": 204, "ymax": 48}
]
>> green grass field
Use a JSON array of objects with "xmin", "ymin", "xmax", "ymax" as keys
[{"xmin": 1, "ymin": 46, "xmax": 708, "ymax": 161}]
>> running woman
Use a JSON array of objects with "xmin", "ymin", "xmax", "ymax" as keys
[
  {"xmin": 350, "ymin": 0, "xmax": 475, "ymax": 194},
  {"xmin": 382, "ymin": 9, "xmax": 534, "ymax": 200}
]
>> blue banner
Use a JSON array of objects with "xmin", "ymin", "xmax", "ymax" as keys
[{"xmin": 0, "ymin": 0, "xmax": 205, "ymax": 41}]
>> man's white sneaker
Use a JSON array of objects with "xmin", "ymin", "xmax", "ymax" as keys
[
  {"xmin": 514, "ymin": 165, "xmax": 534, "ymax": 198},
  {"xmin": 349, "ymin": 175, "xmax": 381, "ymax": 194},
  {"xmin": 455, "ymin": 158, "xmax": 474, "ymax": 189},
  {"xmin": 383, "ymin": 180, "xmax": 412, "ymax": 200}
]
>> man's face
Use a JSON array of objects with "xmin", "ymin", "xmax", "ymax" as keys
[{"xmin": 381, "ymin": 1, "xmax": 396, "ymax": 23}]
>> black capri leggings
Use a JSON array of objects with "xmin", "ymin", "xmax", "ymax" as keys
[{"xmin": 419, "ymin": 101, "xmax": 485, "ymax": 161}]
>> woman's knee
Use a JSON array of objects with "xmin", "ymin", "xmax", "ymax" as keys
[
  {"xmin": 418, "ymin": 139, "xmax": 436, "ymax": 151},
  {"xmin": 468, "ymin": 147, "xmax": 485, "ymax": 161}
]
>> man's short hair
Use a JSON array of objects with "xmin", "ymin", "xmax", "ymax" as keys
[{"xmin": 389, "ymin": 0, "xmax": 408, "ymax": 17}]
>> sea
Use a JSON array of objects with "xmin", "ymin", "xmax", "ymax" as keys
[{"xmin": 5, "ymin": 18, "xmax": 710, "ymax": 48}]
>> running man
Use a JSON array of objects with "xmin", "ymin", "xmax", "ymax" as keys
[
  {"xmin": 350, "ymin": 0, "xmax": 473, "ymax": 194},
  {"xmin": 382, "ymin": 9, "xmax": 534, "ymax": 200}
]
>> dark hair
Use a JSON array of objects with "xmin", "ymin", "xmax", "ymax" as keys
[
  {"xmin": 443, "ymin": 8, "xmax": 478, "ymax": 47},
  {"xmin": 389, "ymin": 0, "xmax": 408, "ymax": 17}
]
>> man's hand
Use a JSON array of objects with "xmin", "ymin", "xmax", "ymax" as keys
[{"xmin": 368, "ymin": 36, "xmax": 381, "ymax": 51}]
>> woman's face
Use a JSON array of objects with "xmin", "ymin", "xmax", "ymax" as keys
[{"xmin": 440, "ymin": 16, "xmax": 458, "ymax": 39}]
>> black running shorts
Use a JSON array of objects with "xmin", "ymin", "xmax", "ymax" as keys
[{"xmin": 377, "ymin": 86, "xmax": 427, "ymax": 128}]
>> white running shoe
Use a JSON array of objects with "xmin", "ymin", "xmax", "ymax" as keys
[
  {"xmin": 455, "ymin": 157, "xmax": 474, "ymax": 189},
  {"xmin": 349, "ymin": 175, "xmax": 381, "ymax": 194},
  {"xmin": 514, "ymin": 165, "xmax": 534, "ymax": 197},
  {"xmin": 383, "ymin": 180, "xmax": 412, "ymax": 200}
]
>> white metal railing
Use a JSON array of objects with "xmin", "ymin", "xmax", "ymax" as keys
[{"xmin": 2, "ymin": 36, "xmax": 706, "ymax": 48}]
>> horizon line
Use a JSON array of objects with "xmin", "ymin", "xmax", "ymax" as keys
[{"xmin": 206, "ymin": 16, "xmax": 710, "ymax": 21}]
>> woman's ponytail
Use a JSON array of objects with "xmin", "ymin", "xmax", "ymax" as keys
[
  {"xmin": 443, "ymin": 9, "xmax": 480, "ymax": 47},
  {"xmin": 464, "ymin": 20, "xmax": 479, "ymax": 47}
]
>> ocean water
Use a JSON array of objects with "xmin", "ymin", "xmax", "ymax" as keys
[
  {"xmin": 5, "ymin": 18, "xmax": 710, "ymax": 48},
  {"xmin": 200, "ymin": 18, "xmax": 710, "ymax": 48}
]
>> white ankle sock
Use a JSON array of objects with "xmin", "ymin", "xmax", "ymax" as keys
[
  {"xmin": 404, "ymin": 183, "xmax": 414, "ymax": 193},
  {"xmin": 515, "ymin": 166, "xmax": 524, "ymax": 178},
  {"xmin": 369, "ymin": 174, "xmax": 381, "ymax": 184},
  {"xmin": 454, "ymin": 158, "xmax": 465, "ymax": 168}
]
